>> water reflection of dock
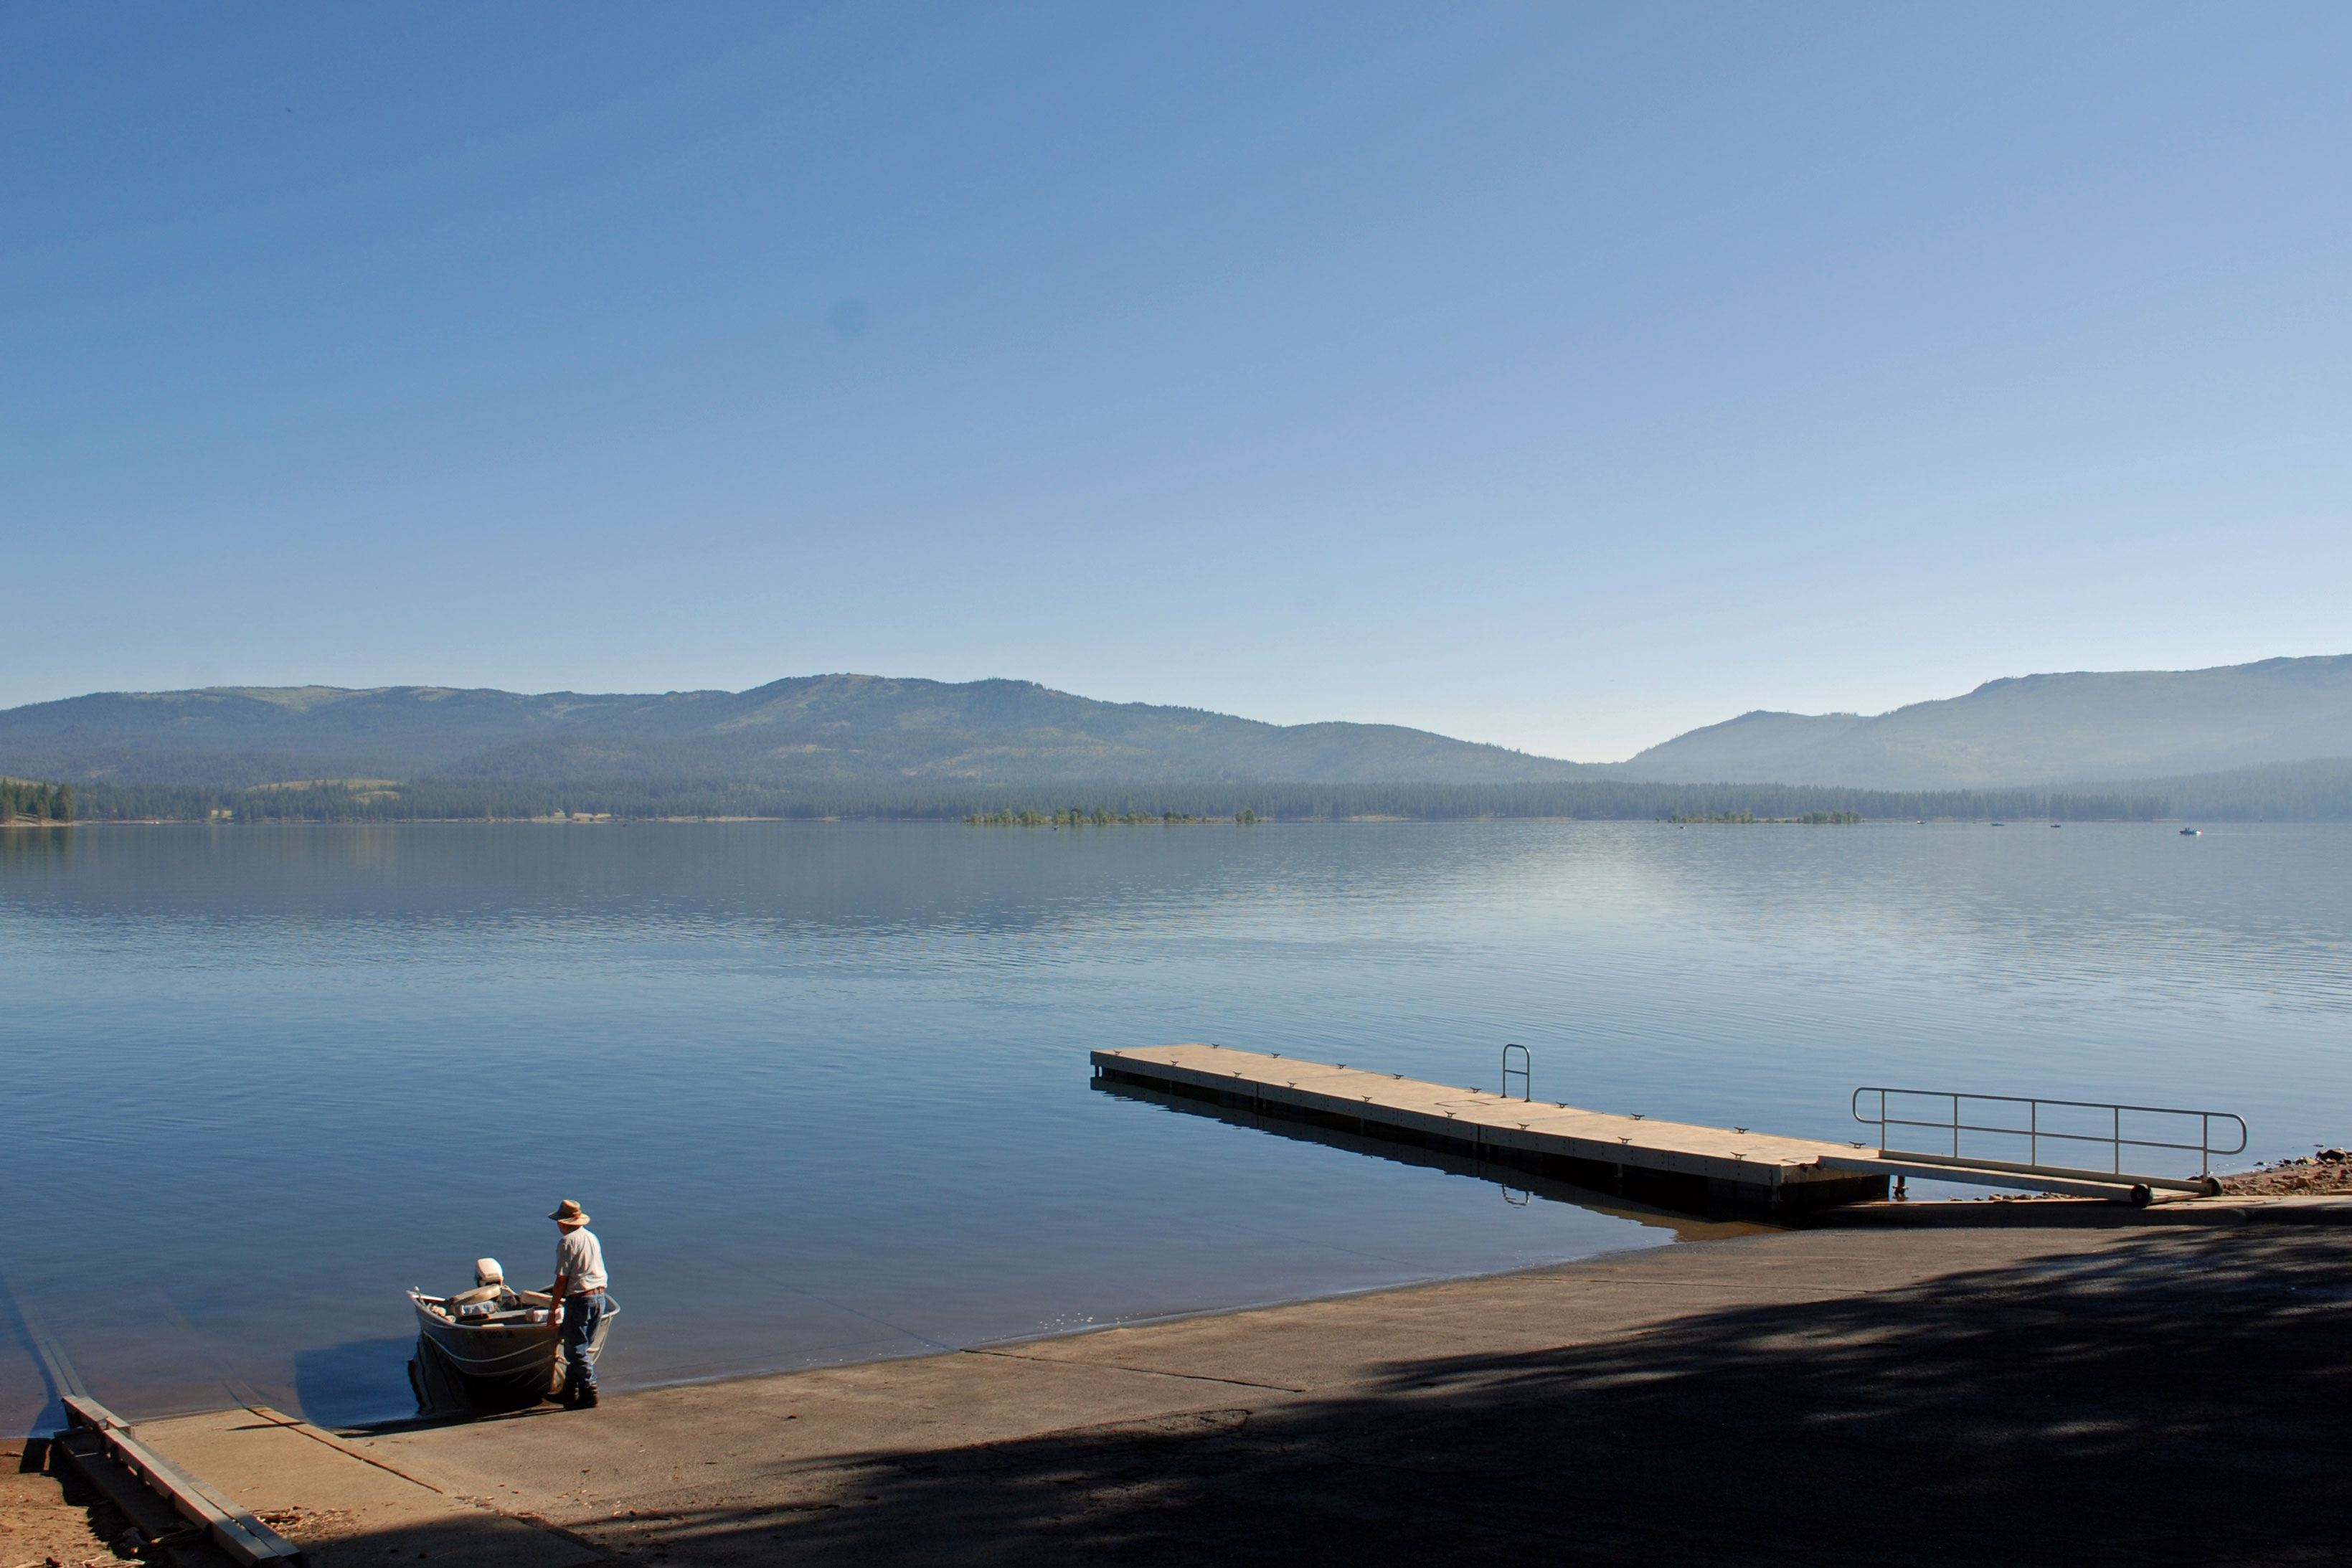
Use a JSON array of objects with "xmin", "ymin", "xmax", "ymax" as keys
[
  {"xmin": 1092, "ymin": 1073, "xmax": 1771, "ymax": 1239},
  {"xmin": 1091, "ymin": 1044, "xmax": 1889, "ymax": 1217}
]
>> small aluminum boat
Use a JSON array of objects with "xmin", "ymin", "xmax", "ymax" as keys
[{"xmin": 406, "ymin": 1257, "xmax": 618, "ymax": 1412}]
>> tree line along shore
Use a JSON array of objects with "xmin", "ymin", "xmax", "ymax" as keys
[
  {"xmin": 0, "ymin": 778, "xmax": 74, "ymax": 824},
  {"xmin": 0, "ymin": 776, "xmax": 2195, "ymax": 825}
]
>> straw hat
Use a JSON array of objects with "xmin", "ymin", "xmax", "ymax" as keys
[{"xmin": 549, "ymin": 1199, "xmax": 590, "ymax": 1227}]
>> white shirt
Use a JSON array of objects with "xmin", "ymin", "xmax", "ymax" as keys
[{"xmin": 554, "ymin": 1227, "xmax": 608, "ymax": 1294}]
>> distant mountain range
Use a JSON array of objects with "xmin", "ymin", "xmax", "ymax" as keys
[
  {"xmin": 1620, "ymin": 655, "xmax": 2352, "ymax": 789},
  {"xmin": 0, "ymin": 675, "xmax": 1595, "ymax": 789},
  {"xmin": 4, "ymin": 655, "xmax": 2351, "ymax": 798}
]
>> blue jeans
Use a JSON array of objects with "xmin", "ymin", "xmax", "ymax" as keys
[{"xmin": 559, "ymin": 1291, "xmax": 610, "ymax": 1397}]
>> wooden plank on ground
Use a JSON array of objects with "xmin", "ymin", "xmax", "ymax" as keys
[{"xmin": 62, "ymin": 1396, "xmax": 303, "ymax": 1564}]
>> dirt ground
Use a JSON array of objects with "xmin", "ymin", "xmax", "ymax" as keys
[
  {"xmin": 2219, "ymin": 1151, "xmax": 2352, "ymax": 1196},
  {"xmin": 0, "ymin": 1441, "xmax": 126, "ymax": 1568}
]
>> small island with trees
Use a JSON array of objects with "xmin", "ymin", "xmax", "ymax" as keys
[
  {"xmin": 965, "ymin": 807, "xmax": 1260, "ymax": 826},
  {"xmin": 1668, "ymin": 809, "xmax": 1864, "ymax": 824}
]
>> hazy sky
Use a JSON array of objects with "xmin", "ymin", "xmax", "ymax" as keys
[{"xmin": 6, "ymin": 4, "xmax": 2348, "ymax": 760}]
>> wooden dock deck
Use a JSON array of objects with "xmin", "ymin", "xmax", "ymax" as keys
[{"xmin": 1092, "ymin": 1044, "xmax": 1891, "ymax": 1213}]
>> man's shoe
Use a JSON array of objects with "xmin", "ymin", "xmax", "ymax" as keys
[{"xmin": 575, "ymin": 1387, "xmax": 599, "ymax": 1409}]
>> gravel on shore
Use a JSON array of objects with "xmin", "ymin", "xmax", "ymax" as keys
[{"xmin": 2219, "ymin": 1150, "xmax": 2352, "ymax": 1196}]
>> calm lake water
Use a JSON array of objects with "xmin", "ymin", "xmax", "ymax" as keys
[{"xmin": 4, "ymin": 820, "xmax": 2346, "ymax": 1433}]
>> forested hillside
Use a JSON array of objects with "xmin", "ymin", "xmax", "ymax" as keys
[
  {"xmin": 0, "ymin": 676, "xmax": 1594, "ymax": 789},
  {"xmin": 2086, "ymin": 756, "xmax": 2352, "ymax": 822},
  {"xmin": 1620, "ymin": 655, "xmax": 2352, "ymax": 788},
  {"xmin": 14, "ymin": 658, "xmax": 2352, "ymax": 818}
]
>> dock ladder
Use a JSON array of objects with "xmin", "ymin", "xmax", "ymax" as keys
[{"xmin": 1501, "ymin": 1043, "xmax": 1531, "ymax": 1102}]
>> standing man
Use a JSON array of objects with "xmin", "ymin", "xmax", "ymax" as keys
[{"xmin": 547, "ymin": 1199, "xmax": 610, "ymax": 1409}]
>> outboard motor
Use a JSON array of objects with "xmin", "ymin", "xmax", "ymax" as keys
[{"xmin": 450, "ymin": 1257, "xmax": 520, "ymax": 1319}]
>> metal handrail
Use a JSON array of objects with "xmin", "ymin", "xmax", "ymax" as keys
[
  {"xmin": 1501, "ymin": 1043, "xmax": 1531, "ymax": 1103},
  {"xmin": 1852, "ymin": 1086, "xmax": 2247, "ymax": 1180}
]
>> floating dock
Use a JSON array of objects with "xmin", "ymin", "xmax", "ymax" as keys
[{"xmin": 1092, "ymin": 1044, "xmax": 1895, "ymax": 1214}]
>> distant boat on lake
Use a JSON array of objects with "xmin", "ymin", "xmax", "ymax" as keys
[{"xmin": 2181, "ymin": 828, "xmax": 2201, "ymax": 836}]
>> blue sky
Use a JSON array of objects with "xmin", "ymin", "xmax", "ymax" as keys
[{"xmin": 5, "ymin": 3, "xmax": 2347, "ymax": 760}]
